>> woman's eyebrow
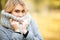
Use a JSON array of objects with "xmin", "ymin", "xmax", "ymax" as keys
[
  {"xmin": 15, "ymin": 9, "xmax": 24, "ymax": 10},
  {"xmin": 15, "ymin": 9, "xmax": 20, "ymax": 10}
]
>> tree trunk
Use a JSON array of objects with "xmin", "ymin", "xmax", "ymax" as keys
[{"xmin": 0, "ymin": 0, "xmax": 2, "ymax": 11}]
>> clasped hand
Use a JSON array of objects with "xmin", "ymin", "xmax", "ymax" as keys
[{"xmin": 10, "ymin": 18, "xmax": 29, "ymax": 34}]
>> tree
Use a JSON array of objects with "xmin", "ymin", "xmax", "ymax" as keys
[{"xmin": 0, "ymin": 0, "xmax": 2, "ymax": 11}]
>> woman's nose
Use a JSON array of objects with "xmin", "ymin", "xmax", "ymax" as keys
[{"xmin": 18, "ymin": 13, "xmax": 23, "ymax": 17}]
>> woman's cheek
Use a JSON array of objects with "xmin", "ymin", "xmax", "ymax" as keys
[{"xmin": 12, "ymin": 13, "xmax": 18, "ymax": 16}]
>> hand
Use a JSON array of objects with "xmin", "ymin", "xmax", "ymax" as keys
[
  {"xmin": 22, "ymin": 18, "xmax": 29, "ymax": 34},
  {"xmin": 10, "ymin": 19, "xmax": 20, "ymax": 32}
]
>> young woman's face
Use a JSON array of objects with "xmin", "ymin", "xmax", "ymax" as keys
[{"xmin": 12, "ymin": 4, "xmax": 26, "ymax": 18}]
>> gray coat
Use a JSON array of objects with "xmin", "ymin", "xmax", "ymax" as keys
[{"xmin": 0, "ymin": 10, "xmax": 43, "ymax": 40}]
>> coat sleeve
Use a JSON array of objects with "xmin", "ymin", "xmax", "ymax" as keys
[
  {"xmin": 0, "ymin": 30, "xmax": 9, "ymax": 40},
  {"xmin": 0, "ymin": 26, "xmax": 23, "ymax": 40},
  {"xmin": 25, "ymin": 19, "xmax": 43, "ymax": 40}
]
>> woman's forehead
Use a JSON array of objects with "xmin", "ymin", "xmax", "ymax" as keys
[{"xmin": 14, "ymin": 4, "xmax": 24, "ymax": 10}]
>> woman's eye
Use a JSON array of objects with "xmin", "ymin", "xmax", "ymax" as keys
[
  {"xmin": 15, "ymin": 10, "xmax": 20, "ymax": 13},
  {"xmin": 22, "ymin": 10, "xmax": 25, "ymax": 13}
]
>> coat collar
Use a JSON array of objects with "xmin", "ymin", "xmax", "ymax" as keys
[{"xmin": 1, "ymin": 10, "xmax": 31, "ymax": 29}]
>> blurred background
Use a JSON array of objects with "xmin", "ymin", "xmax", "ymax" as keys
[{"xmin": 0, "ymin": 0, "xmax": 60, "ymax": 40}]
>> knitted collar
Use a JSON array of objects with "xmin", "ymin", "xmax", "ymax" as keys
[{"xmin": 1, "ymin": 10, "xmax": 31, "ymax": 29}]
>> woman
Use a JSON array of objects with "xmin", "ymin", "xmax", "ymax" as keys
[{"xmin": 0, "ymin": 0, "xmax": 43, "ymax": 40}]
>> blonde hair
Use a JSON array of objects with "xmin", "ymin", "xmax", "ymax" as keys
[{"xmin": 4, "ymin": 0, "xmax": 28, "ymax": 13}]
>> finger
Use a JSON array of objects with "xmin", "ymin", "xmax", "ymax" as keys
[
  {"xmin": 10, "ymin": 19, "xmax": 13, "ymax": 23},
  {"xmin": 24, "ymin": 18, "xmax": 29, "ymax": 21},
  {"xmin": 13, "ymin": 20, "xmax": 20, "ymax": 25},
  {"xmin": 23, "ymin": 18, "xmax": 29, "ymax": 23}
]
